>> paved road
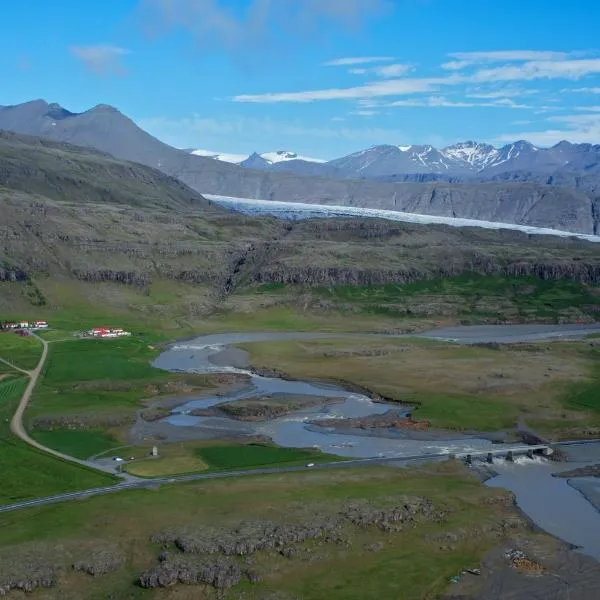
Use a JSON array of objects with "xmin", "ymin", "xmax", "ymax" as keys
[{"xmin": 0, "ymin": 445, "xmax": 550, "ymax": 514}]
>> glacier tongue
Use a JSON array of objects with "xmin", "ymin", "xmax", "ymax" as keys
[{"xmin": 204, "ymin": 194, "xmax": 600, "ymax": 243}]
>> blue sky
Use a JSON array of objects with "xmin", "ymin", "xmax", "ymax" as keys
[{"xmin": 2, "ymin": 0, "xmax": 600, "ymax": 159}]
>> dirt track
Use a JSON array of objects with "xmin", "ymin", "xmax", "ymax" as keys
[{"xmin": 8, "ymin": 336, "xmax": 116, "ymax": 474}]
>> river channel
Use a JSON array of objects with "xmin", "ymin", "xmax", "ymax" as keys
[
  {"xmin": 151, "ymin": 325, "xmax": 600, "ymax": 558},
  {"xmin": 152, "ymin": 325, "xmax": 600, "ymax": 460}
]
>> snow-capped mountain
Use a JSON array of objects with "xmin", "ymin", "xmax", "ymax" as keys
[
  {"xmin": 442, "ymin": 141, "xmax": 501, "ymax": 171},
  {"xmin": 185, "ymin": 139, "xmax": 600, "ymax": 193},
  {"xmin": 186, "ymin": 148, "xmax": 326, "ymax": 167},
  {"xmin": 326, "ymin": 141, "xmax": 551, "ymax": 178},
  {"xmin": 327, "ymin": 144, "xmax": 455, "ymax": 177},
  {"xmin": 188, "ymin": 148, "xmax": 248, "ymax": 163}
]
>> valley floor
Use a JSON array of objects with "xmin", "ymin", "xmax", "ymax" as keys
[{"xmin": 2, "ymin": 282, "xmax": 600, "ymax": 598}]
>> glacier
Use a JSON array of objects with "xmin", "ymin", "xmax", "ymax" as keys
[{"xmin": 204, "ymin": 194, "xmax": 600, "ymax": 243}]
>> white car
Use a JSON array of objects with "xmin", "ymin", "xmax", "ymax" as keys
[
  {"xmin": 112, "ymin": 457, "xmax": 124, "ymax": 462},
  {"xmin": 305, "ymin": 463, "xmax": 315, "ymax": 468}
]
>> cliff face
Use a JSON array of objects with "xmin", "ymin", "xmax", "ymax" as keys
[{"xmin": 3, "ymin": 194, "xmax": 600, "ymax": 298}]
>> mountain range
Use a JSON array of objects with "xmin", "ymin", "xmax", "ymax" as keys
[
  {"xmin": 1, "ymin": 99, "xmax": 599, "ymax": 234},
  {"xmin": 188, "ymin": 139, "xmax": 600, "ymax": 185}
]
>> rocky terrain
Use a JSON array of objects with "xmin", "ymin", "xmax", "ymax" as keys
[
  {"xmin": 2, "ymin": 131, "xmax": 600, "ymax": 322},
  {"xmin": 143, "ymin": 495, "xmax": 446, "ymax": 590},
  {"xmin": 209, "ymin": 394, "xmax": 344, "ymax": 421},
  {"xmin": 554, "ymin": 465, "xmax": 600, "ymax": 478},
  {"xmin": 1, "ymin": 101, "xmax": 599, "ymax": 233},
  {"xmin": 310, "ymin": 410, "xmax": 429, "ymax": 432}
]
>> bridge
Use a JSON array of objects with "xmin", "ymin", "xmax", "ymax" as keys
[{"xmin": 453, "ymin": 444, "xmax": 552, "ymax": 464}]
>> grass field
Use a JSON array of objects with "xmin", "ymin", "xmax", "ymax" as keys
[
  {"xmin": 197, "ymin": 443, "xmax": 339, "ymax": 470},
  {"xmin": 0, "ymin": 462, "xmax": 538, "ymax": 599},
  {"xmin": 564, "ymin": 347, "xmax": 600, "ymax": 418},
  {"xmin": 0, "ymin": 378, "xmax": 115, "ymax": 504},
  {"xmin": 26, "ymin": 336, "xmax": 249, "ymax": 462},
  {"xmin": 0, "ymin": 333, "xmax": 42, "ymax": 371},
  {"xmin": 41, "ymin": 337, "xmax": 163, "ymax": 384},
  {"xmin": 32, "ymin": 430, "xmax": 119, "ymax": 460},
  {"xmin": 238, "ymin": 337, "xmax": 598, "ymax": 434},
  {"xmin": 122, "ymin": 440, "xmax": 341, "ymax": 477}
]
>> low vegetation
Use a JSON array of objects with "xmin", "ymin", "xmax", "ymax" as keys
[
  {"xmin": 26, "ymin": 336, "xmax": 233, "ymax": 459},
  {"xmin": 0, "ymin": 333, "xmax": 42, "ymax": 371},
  {"xmin": 238, "ymin": 337, "xmax": 599, "ymax": 435},
  {"xmin": 0, "ymin": 378, "xmax": 115, "ymax": 504},
  {"xmin": 197, "ymin": 443, "xmax": 338, "ymax": 470},
  {"xmin": 0, "ymin": 463, "xmax": 538, "ymax": 599},
  {"xmin": 314, "ymin": 275, "xmax": 600, "ymax": 322}
]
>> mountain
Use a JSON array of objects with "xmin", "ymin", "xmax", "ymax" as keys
[
  {"xmin": 2, "ymin": 126, "xmax": 600, "ymax": 329},
  {"xmin": 0, "ymin": 99, "xmax": 598, "ymax": 234},
  {"xmin": 186, "ymin": 148, "xmax": 325, "ymax": 168},
  {"xmin": 188, "ymin": 139, "xmax": 600, "ymax": 193},
  {"xmin": 0, "ymin": 130, "xmax": 213, "ymax": 211},
  {"xmin": 321, "ymin": 140, "xmax": 600, "ymax": 180},
  {"xmin": 187, "ymin": 149, "xmax": 248, "ymax": 163},
  {"xmin": 327, "ymin": 144, "xmax": 457, "ymax": 177}
]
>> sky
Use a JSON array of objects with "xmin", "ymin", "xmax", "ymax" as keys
[{"xmin": 2, "ymin": 0, "xmax": 600, "ymax": 160}]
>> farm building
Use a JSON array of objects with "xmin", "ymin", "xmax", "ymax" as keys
[
  {"xmin": 88, "ymin": 327, "xmax": 132, "ymax": 338},
  {"xmin": 1, "ymin": 319, "xmax": 48, "ymax": 331}
]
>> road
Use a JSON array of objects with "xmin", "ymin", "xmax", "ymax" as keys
[
  {"xmin": 7, "ymin": 335, "xmax": 117, "ymax": 474},
  {"xmin": 0, "ymin": 445, "xmax": 554, "ymax": 514},
  {"xmin": 2, "ymin": 322, "xmax": 600, "ymax": 514}
]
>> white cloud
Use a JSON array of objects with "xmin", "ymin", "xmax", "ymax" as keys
[
  {"xmin": 350, "ymin": 110, "xmax": 378, "ymax": 116},
  {"xmin": 565, "ymin": 87, "xmax": 600, "ymax": 94},
  {"xmin": 69, "ymin": 45, "xmax": 129, "ymax": 76},
  {"xmin": 233, "ymin": 77, "xmax": 444, "ymax": 103},
  {"xmin": 496, "ymin": 112, "xmax": 600, "ymax": 145},
  {"xmin": 467, "ymin": 88, "xmax": 537, "ymax": 99},
  {"xmin": 372, "ymin": 63, "xmax": 412, "ymax": 78},
  {"xmin": 441, "ymin": 60, "xmax": 471, "ymax": 71},
  {"xmin": 345, "ymin": 62, "xmax": 412, "ymax": 78},
  {"xmin": 233, "ymin": 55, "xmax": 600, "ymax": 103},
  {"xmin": 385, "ymin": 96, "xmax": 532, "ymax": 109},
  {"xmin": 469, "ymin": 59, "xmax": 600, "ymax": 83},
  {"xmin": 324, "ymin": 56, "xmax": 394, "ymax": 67},
  {"xmin": 447, "ymin": 50, "xmax": 573, "ymax": 65}
]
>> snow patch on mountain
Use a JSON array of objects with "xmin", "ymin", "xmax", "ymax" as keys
[
  {"xmin": 188, "ymin": 148, "xmax": 326, "ymax": 165},
  {"xmin": 189, "ymin": 149, "xmax": 248, "ymax": 163},
  {"xmin": 442, "ymin": 141, "xmax": 500, "ymax": 170},
  {"xmin": 260, "ymin": 150, "xmax": 326, "ymax": 164}
]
